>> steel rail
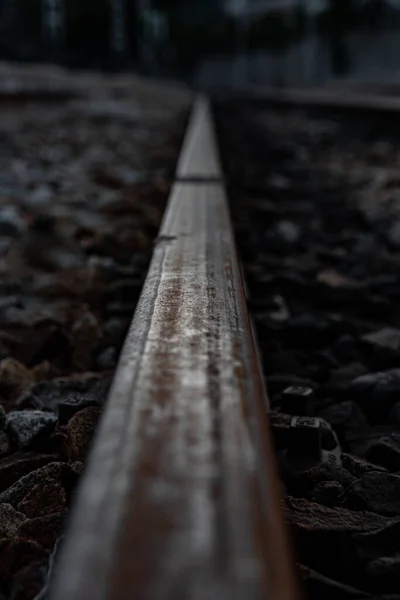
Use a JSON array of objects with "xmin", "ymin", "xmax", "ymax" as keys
[{"xmin": 50, "ymin": 97, "xmax": 298, "ymax": 600}]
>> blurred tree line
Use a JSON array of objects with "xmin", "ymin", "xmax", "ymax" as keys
[
  {"xmin": 0, "ymin": 0, "xmax": 396, "ymax": 74},
  {"xmin": 0, "ymin": 0, "xmax": 139, "ymax": 67}
]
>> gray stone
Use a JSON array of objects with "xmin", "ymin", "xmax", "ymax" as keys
[
  {"xmin": 366, "ymin": 436, "xmax": 400, "ymax": 472},
  {"xmin": 0, "ymin": 453, "xmax": 60, "ymax": 494},
  {"xmin": 284, "ymin": 496, "xmax": 388, "ymax": 534},
  {"xmin": 7, "ymin": 410, "xmax": 57, "ymax": 449},
  {"xmin": 16, "ymin": 374, "xmax": 111, "ymax": 417},
  {"xmin": 0, "ymin": 406, "xmax": 6, "ymax": 431},
  {"xmin": 319, "ymin": 401, "xmax": 369, "ymax": 444},
  {"xmin": 71, "ymin": 310, "xmax": 102, "ymax": 370},
  {"xmin": 0, "ymin": 537, "xmax": 48, "ymax": 580},
  {"xmin": 96, "ymin": 347, "xmax": 117, "ymax": 370},
  {"xmin": 362, "ymin": 328, "xmax": 400, "ymax": 351},
  {"xmin": 343, "ymin": 472, "xmax": 400, "ymax": 516},
  {"xmin": 387, "ymin": 220, "xmax": 400, "ymax": 248},
  {"xmin": 0, "ymin": 503, "xmax": 27, "ymax": 537},
  {"xmin": 275, "ymin": 220, "xmax": 301, "ymax": 243},
  {"xmin": 299, "ymin": 564, "xmax": 370, "ymax": 599},
  {"xmin": 0, "ymin": 358, "xmax": 33, "ymax": 401},
  {"xmin": 0, "ymin": 206, "xmax": 25, "ymax": 236},
  {"xmin": 284, "ymin": 457, "xmax": 355, "ymax": 498},
  {"xmin": 353, "ymin": 519, "xmax": 400, "ymax": 561},
  {"xmin": 342, "ymin": 453, "xmax": 387, "ymax": 478},
  {"xmin": 0, "ymin": 432, "xmax": 9, "ymax": 457},
  {"xmin": 310, "ymin": 480, "xmax": 345, "ymax": 507},
  {"xmin": 284, "ymin": 497, "xmax": 389, "ymax": 583},
  {"xmin": 17, "ymin": 512, "xmax": 65, "ymax": 551},
  {"xmin": 366, "ymin": 554, "xmax": 400, "ymax": 593},
  {"xmin": 0, "ymin": 462, "xmax": 77, "ymax": 507},
  {"xmin": 329, "ymin": 362, "xmax": 368, "ymax": 384},
  {"xmin": 348, "ymin": 369, "xmax": 400, "ymax": 420}
]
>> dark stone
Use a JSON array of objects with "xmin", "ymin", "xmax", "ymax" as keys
[
  {"xmin": 263, "ymin": 350, "xmax": 303, "ymax": 377},
  {"xmin": 275, "ymin": 220, "xmax": 301, "ymax": 244},
  {"xmin": 329, "ymin": 363, "xmax": 368, "ymax": 385},
  {"xmin": 10, "ymin": 559, "xmax": 48, "ymax": 600},
  {"xmin": 284, "ymin": 457, "xmax": 355, "ymax": 498},
  {"xmin": 17, "ymin": 479, "xmax": 67, "ymax": 518},
  {"xmin": 96, "ymin": 346, "xmax": 117, "ymax": 370},
  {"xmin": 107, "ymin": 278, "xmax": 142, "ymax": 303},
  {"xmin": 348, "ymin": 369, "xmax": 400, "ymax": 422},
  {"xmin": 366, "ymin": 437, "xmax": 400, "ymax": 472},
  {"xmin": 347, "ymin": 430, "xmax": 400, "ymax": 463},
  {"xmin": 287, "ymin": 313, "xmax": 332, "ymax": 348},
  {"xmin": 366, "ymin": 555, "xmax": 400, "ymax": 593},
  {"xmin": 342, "ymin": 453, "xmax": 387, "ymax": 478},
  {"xmin": 387, "ymin": 220, "xmax": 400, "ymax": 248},
  {"xmin": 353, "ymin": 519, "xmax": 400, "ymax": 561},
  {"xmin": 331, "ymin": 336, "xmax": 360, "ymax": 363},
  {"xmin": 310, "ymin": 481, "xmax": 345, "ymax": 507},
  {"xmin": 0, "ymin": 358, "xmax": 33, "ymax": 402},
  {"xmin": 0, "ymin": 206, "xmax": 25, "ymax": 236},
  {"xmin": 0, "ymin": 432, "xmax": 9, "ymax": 457},
  {"xmin": 284, "ymin": 496, "xmax": 389, "ymax": 584},
  {"xmin": 17, "ymin": 512, "xmax": 65, "ymax": 550},
  {"xmin": 342, "ymin": 472, "xmax": 400, "ymax": 516},
  {"xmin": 105, "ymin": 301, "xmax": 134, "ymax": 317},
  {"xmin": 0, "ymin": 453, "xmax": 61, "ymax": 494},
  {"xmin": 298, "ymin": 563, "xmax": 370, "ymax": 599},
  {"xmin": 0, "ymin": 462, "xmax": 80, "ymax": 507},
  {"xmin": 0, "ymin": 538, "xmax": 48, "ymax": 579},
  {"xmin": 103, "ymin": 317, "xmax": 130, "ymax": 347},
  {"xmin": 7, "ymin": 410, "xmax": 57, "ymax": 450},
  {"xmin": 0, "ymin": 405, "xmax": 6, "ymax": 431},
  {"xmin": 66, "ymin": 406, "xmax": 100, "ymax": 462},
  {"xmin": 70, "ymin": 309, "xmax": 102, "ymax": 370},
  {"xmin": 15, "ymin": 374, "xmax": 111, "ymax": 420},
  {"xmin": 319, "ymin": 402, "xmax": 369, "ymax": 447},
  {"xmin": 0, "ymin": 503, "xmax": 27, "ymax": 537},
  {"xmin": 362, "ymin": 328, "xmax": 400, "ymax": 352},
  {"xmin": 58, "ymin": 394, "xmax": 101, "ymax": 425}
]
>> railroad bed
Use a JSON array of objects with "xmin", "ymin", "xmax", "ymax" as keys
[
  {"xmin": 0, "ymin": 65, "xmax": 190, "ymax": 599},
  {"xmin": 2, "ymin": 64, "xmax": 400, "ymax": 600},
  {"xmin": 216, "ymin": 98, "xmax": 400, "ymax": 600}
]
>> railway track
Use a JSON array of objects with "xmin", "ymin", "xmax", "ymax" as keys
[
  {"xmin": 50, "ymin": 98, "xmax": 298, "ymax": 600},
  {"xmin": 3, "ymin": 69, "xmax": 400, "ymax": 600}
]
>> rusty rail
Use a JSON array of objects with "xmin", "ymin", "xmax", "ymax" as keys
[{"xmin": 50, "ymin": 97, "xmax": 298, "ymax": 600}]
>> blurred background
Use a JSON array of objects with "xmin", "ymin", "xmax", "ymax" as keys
[{"xmin": 0, "ymin": 0, "xmax": 398, "ymax": 90}]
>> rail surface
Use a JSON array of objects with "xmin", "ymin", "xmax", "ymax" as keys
[{"xmin": 50, "ymin": 98, "xmax": 298, "ymax": 600}]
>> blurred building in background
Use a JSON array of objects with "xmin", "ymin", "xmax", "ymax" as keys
[{"xmin": 0, "ymin": 0, "xmax": 398, "ymax": 87}]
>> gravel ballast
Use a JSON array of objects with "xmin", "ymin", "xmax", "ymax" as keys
[
  {"xmin": 0, "ymin": 63, "xmax": 190, "ymax": 599},
  {"xmin": 216, "ymin": 99, "xmax": 400, "ymax": 599}
]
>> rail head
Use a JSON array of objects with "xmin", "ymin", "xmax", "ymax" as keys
[{"xmin": 50, "ymin": 98, "xmax": 298, "ymax": 600}]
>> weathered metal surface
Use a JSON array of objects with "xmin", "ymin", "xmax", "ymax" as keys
[
  {"xmin": 50, "ymin": 99, "xmax": 298, "ymax": 600},
  {"xmin": 176, "ymin": 96, "xmax": 222, "ymax": 179}
]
